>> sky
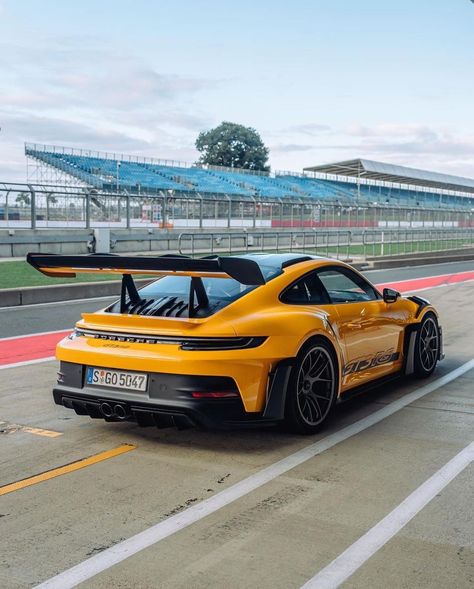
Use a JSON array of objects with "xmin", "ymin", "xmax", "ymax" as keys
[{"xmin": 0, "ymin": 0, "xmax": 473, "ymax": 181}]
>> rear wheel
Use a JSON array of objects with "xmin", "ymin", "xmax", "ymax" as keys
[
  {"xmin": 413, "ymin": 313, "xmax": 440, "ymax": 378},
  {"xmin": 285, "ymin": 338, "xmax": 338, "ymax": 434}
]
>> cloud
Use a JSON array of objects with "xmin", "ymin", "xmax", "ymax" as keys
[
  {"xmin": 271, "ymin": 143, "xmax": 315, "ymax": 153},
  {"xmin": 283, "ymin": 123, "xmax": 332, "ymax": 136},
  {"xmin": 0, "ymin": 37, "xmax": 219, "ymax": 179},
  {"xmin": 346, "ymin": 123, "xmax": 438, "ymax": 141},
  {"xmin": 0, "ymin": 41, "xmax": 218, "ymax": 112},
  {"xmin": 268, "ymin": 121, "xmax": 474, "ymax": 178},
  {"xmin": 1, "ymin": 112, "xmax": 152, "ymax": 151},
  {"xmin": 54, "ymin": 68, "xmax": 215, "ymax": 110},
  {"xmin": 336, "ymin": 124, "xmax": 474, "ymax": 161},
  {"xmin": 155, "ymin": 111, "xmax": 213, "ymax": 131}
]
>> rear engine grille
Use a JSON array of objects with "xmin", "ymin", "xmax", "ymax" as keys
[{"xmin": 106, "ymin": 296, "xmax": 220, "ymax": 318}]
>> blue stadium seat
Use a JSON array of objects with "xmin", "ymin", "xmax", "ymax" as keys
[{"xmin": 25, "ymin": 148, "xmax": 474, "ymax": 209}]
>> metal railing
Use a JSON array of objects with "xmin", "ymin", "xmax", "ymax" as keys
[
  {"xmin": 1, "ymin": 181, "xmax": 473, "ymax": 232},
  {"xmin": 361, "ymin": 228, "xmax": 474, "ymax": 257},
  {"xmin": 178, "ymin": 228, "xmax": 474, "ymax": 260},
  {"xmin": 178, "ymin": 231, "xmax": 352, "ymax": 259}
]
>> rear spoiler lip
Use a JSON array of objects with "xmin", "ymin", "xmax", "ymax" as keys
[{"xmin": 26, "ymin": 253, "xmax": 266, "ymax": 286}]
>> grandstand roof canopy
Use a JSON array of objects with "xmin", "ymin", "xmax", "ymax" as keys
[{"xmin": 304, "ymin": 159, "xmax": 474, "ymax": 194}]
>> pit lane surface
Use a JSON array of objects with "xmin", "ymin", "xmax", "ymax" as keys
[{"xmin": 0, "ymin": 262, "xmax": 473, "ymax": 588}]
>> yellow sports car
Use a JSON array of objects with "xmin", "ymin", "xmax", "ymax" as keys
[{"xmin": 27, "ymin": 253, "xmax": 443, "ymax": 434}]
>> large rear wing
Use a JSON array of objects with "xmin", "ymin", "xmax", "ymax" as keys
[
  {"xmin": 26, "ymin": 253, "xmax": 265, "ymax": 286},
  {"xmin": 26, "ymin": 253, "xmax": 266, "ymax": 317}
]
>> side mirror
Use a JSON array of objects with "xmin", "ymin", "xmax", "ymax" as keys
[{"xmin": 383, "ymin": 288, "xmax": 400, "ymax": 304}]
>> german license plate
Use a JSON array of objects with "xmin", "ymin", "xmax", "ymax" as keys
[{"xmin": 86, "ymin": 367, "xmax": 148, "ymax": 392}]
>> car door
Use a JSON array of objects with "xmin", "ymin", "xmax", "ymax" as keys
[{"xmin": 316, "ymin": 266, "xmax": 405, "ymax": 389}]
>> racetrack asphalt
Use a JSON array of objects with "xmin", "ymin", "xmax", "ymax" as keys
[{"xmin": 0, "ymin": 260, "xmax": 473, "ymax": 589}]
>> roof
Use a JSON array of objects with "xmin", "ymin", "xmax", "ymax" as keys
[
  {"xmin": 303, "ymin": 159, "xmax": 474, "ymax": 194},
  {"xmin": 241, "ymin": 253, "xmax": 326, "ymax": 266},
  {"xmin": 240, "ymin": 253, "xmax": 333, "ymax": 274}
]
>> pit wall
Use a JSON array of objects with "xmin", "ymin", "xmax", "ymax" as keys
[
  {"xmin": 0, "ymin": 224, "xmax": 471, "ymax": 258},
  {"xmin": 1, "ymin": 227, "xmax": 306, "ymax": 258}
]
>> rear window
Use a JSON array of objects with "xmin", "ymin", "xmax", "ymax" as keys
[
  {"xmin": 103, "ymin": 263, "xmax": 285, "ymax": 317},
  {"xmin": 140, "ymin": 264, "xmax": 281, "ymax": 305}
]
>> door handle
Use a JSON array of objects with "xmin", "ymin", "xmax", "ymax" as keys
[{"xmin": 347, "ymin": 322, "xmax": 362, "ymax": 329}]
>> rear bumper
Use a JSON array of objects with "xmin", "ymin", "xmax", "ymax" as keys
[
  {"xmin": 54, "ymin": 362, "xmax": 278, "ymax": 429},
  {"xmin": 56, "ymin": 334, "xmax": 289, "ymax": 413}
]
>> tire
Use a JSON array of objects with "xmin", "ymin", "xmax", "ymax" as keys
[
  {"xmin": 413, "ymin": 313, "xmax": 440, "ymax": 378},
  {"xmin": 284, "ymin": 338, "xmax": 338, "ymax": 434}
]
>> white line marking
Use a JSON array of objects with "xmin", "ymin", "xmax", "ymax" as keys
[
  {"xmin": 405, "ymin": 278, "xmax": 474, "ymax": 295},
  {"xmin": 34, "ymin": 359, "xmax": 474, "ymax": 589},
  {"xmin": 0, "ymin": 357, "xmax": 56, "ymax": 370},
  {"xmin": 0, "ymin": 329, "xmax": 69, "ymax": 341},
  {"xmin": 301, "ymin": 440, "xmax": 474, "ymax": 589}
]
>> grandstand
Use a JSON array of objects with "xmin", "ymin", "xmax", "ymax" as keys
[{"xmin": 25, "ymin": 144, "xmax": 474, "ymax": 210}]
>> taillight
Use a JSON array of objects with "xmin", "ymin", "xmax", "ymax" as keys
[{"xmin": 191, "ymin": 391, "xmax": 239, "ymax": 399}]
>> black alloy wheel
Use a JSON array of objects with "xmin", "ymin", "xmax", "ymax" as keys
[
  {"xmin": 285, "ymin": 338, "xmax": 338, "ymax": 434},
  {"xmin": 414, "ymin": 313, "xmax": 440, "ymax": 378}
]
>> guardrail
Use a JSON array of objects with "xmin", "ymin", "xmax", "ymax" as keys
[
  {"xmin": 2, "ymin": 181, "xmax": 473, "ymax": 231},
  {"xmin": 178, "ymin": 231, "xmax": 353, "ymax": 259},
  {"xmin": 178, "ymin": 228, "xmax": 474, "ymax": 260},
  {"xmin": 361, "ymin": 228, "xmax": 474, "ymax": 257}
]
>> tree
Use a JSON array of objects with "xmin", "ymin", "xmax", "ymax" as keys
[
  {"xmin": 195, "ymin": 122, "xmax": 270, "ymax": 171},
  {"xmin": 15, "ymin": 192, "xmax": 31, "ymax": 207}
]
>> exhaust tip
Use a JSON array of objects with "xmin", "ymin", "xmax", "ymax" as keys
[
  {"xmin": 100, "ymin": 402, "xmax": 114, "ymax": 418},
  {"xmin": 114, "ymin": 404, "xmax": 128, "ymax": 420}
]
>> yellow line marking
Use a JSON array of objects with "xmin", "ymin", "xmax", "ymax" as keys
[{"xmin": 0, "ymin": 444, "xmax": 136, "ymax": 496}]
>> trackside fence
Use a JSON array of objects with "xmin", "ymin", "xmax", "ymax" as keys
[
  {"xmin": 1, "ymin": 182, "xmax": 473, "ymax": 231},
  {"xmin": 178, "ymin": 228, "xmax": 474, "ymax": 259}
]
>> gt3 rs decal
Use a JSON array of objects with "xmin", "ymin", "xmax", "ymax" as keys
[{"xmin": 343, "ymin": 348, "xmax": 400, "ymax": 376}]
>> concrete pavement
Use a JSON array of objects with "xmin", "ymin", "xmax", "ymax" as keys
[{"xmin": 0, "ymin": 280, "xmax": 472, "ymax": 588}]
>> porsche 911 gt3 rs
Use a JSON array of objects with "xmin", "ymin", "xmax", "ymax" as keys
[{"xmin": 27, "ymin": 252, "xmax": 443, "ymax": 434}]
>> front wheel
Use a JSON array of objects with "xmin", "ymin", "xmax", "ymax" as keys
[
  {"xmin": 413, "ymin": 313, "xmax": 440, "ymax": 378},
  {"xmin": 285, "ymin": 338, "xmax": 338, "ymax": 434}
]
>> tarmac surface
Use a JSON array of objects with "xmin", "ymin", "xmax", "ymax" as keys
[{"xmin": 0, "ymin": 260, "xmax": 473, "ymax": 588}]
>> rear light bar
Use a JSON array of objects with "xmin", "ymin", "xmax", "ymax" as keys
[
  {"xmin": 74, "ymin": 329, "xmax": 266, "ymax": 351},
  {"xmin": 191, "ymin": 391, "xmax": 239, "ymax": 399}
]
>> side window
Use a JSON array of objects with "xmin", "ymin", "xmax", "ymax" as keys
[
  {"xmin": 317, "ymin": 267, "xmax": 379, "ymax": 304},
  {"xmin": 281, "ymin": 272, "xmax": 330, "ymax": 305}
]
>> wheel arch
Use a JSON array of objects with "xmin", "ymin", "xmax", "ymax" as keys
[
  {"xmin": 403, "ymin": 309, "xmax": 441, "ymax": 376},
  {"xmin": 262, "ymin": 332, "xmax": 342, "ymax": 422},
  {"xmin": 297, "ymin": 332, "xmax": 342, "ymax": 389}
]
